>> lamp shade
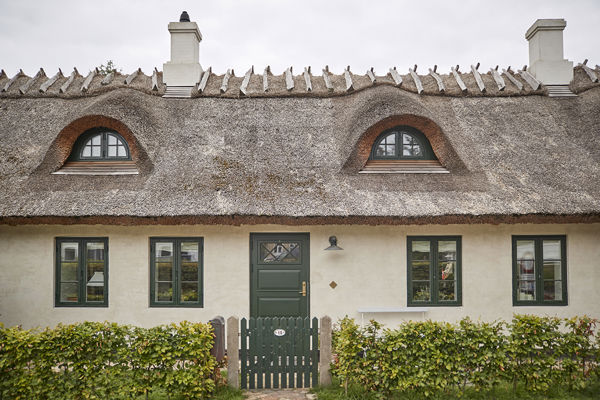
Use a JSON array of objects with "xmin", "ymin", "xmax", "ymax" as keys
[{"xmin": 324, "ymin": 236, "xmax": 343, "ymax": 250}]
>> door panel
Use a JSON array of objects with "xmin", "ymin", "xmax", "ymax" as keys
[{"xmin": 251, "ymin": 233, "xmax": 309, "ymax": 318}]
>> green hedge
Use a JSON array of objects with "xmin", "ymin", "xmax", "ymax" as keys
[
  {"xmin": 331, "ymin": 315, "xmax": 599, "ymax": 397},
  {"xmin": 0, "ymin": 321, "xmax": 217, "ymax": 400}
]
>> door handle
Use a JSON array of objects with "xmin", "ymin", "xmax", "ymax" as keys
[{"xmin": 299, "ymin": 281, "xmax": 307, "ymax": 296}]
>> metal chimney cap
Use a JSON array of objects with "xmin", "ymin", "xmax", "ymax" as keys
[{"xmin": 179, "ymin": 11, "xmax": 190, "ymax": 22}]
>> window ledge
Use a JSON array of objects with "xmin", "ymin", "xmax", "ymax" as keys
[
  {"xmin": 359, "ymin": 159, "xmax": 449, "ymax": 174},
  {"xmin": 52, "ymin": 161, "xmax": 138, "ymax": 175}
]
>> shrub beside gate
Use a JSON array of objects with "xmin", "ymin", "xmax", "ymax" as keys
[
  {"xmin": 0, "ymin": 321, "xmax": 216, "ymax": 400},
  {"xmin": 331, "ymin": 315, "xmax": 599, "ymax": 397}
]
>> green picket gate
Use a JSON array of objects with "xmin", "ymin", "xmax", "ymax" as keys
[{"xmin": 240, "ymin": 317, "xmax": 319, "ymax": 389}]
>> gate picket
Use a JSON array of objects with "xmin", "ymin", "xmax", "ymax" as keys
[
  {"xmin": 256, "ymin": 318, "xmax": 264, "ymax": 389},
  {"xmin": 240, "ymin": 316, "xmax": 318, "ymax": 389},
  {"xmin": 311, "ymin": 317, "xmax": 319, "ymax": 387},
  {"xmin": 241, "ymin": 318, "xmax": 248, "ymax": 389}
]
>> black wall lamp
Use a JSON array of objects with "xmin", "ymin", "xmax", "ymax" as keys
[{"xmin": 324, "ymin": 236, "xmax": 343, "ymax": 250}]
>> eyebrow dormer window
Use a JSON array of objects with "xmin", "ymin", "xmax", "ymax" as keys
[
  {"xmin": 361, "ymin": 125, "xmax": 447, "ymax": 173},
  {"xmin": 73, "ymin": 128, "xmax": 131, "ymax": 161},
  {"xmin": 371, "ymin": 127, "xmax": 435, "ymax": 160}
]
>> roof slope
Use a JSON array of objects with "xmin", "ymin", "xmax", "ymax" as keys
[{"xmin": 0, "ymin": 79, "xmax": 599, "ymax": 225}]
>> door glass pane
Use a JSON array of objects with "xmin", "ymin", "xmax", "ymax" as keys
[
  {"xmin": 412, "ymin": 282, "xmax": 430, "ymax": 302},
  {"xmin": 439, "ymin": 281, "xmax": 456, "ymax": 301},
  {"xmin": 518, "ymin": 280, "xmax": 536, "ymax": 301},
  {"xmin": 260, "ymin": 242, "xmax": 301, "ymax": 263},
  {"xmin": 543, "ymin": 240, "xmax": 561, "ymax": 260},
  {"xmin": 155, "ymin": 242, "xmax": 173, "ymax": 302},
  {"xmin": 86, "ymin": 242, "xmax": 105, "ymax": 302},
  {"xmin": 60, "ymin": 282, "xmax": 79, "ymax": 302}
]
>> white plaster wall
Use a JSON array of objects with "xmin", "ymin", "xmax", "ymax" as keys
[{"xmin": 0, "ymin": 223, "xmax": 598, "ymax": 329}]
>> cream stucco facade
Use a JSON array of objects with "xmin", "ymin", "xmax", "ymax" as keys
[{"xmin": 0, "ymin": 223, "xmax": 598, "ymax": 329}]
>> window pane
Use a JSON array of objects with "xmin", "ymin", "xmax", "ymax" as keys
[
  {"xmin": 181, "ymin": 282, "xmax": 199, "ymax": 302},
  {"xmin": 440, "ymin": 261, "xmax": 455, "ymax": 280},
  {"xmin": 82, "ymin": 146, "xmax": 91, "ymax": 157},
  {"xmin": 108, "ymin": 134, "xmax": 117, "ymax": 145},
  {"xmin": 87, "ymin": 285, "xmax": 104, "ymax": 302},
  {"xmin": 108, "ymin": 146, "xmax": 116, "ymax": 157},
  {"xmin": 544, "ymin": 281, "xmax": 562, "ymax": 301},
  {"xmin": 516, "ymin": 240, "xmax": 535, "ymax": 260},
  {"xmin": 403, "ymin": 145, "xmax": 414, "ymax": 156},
  {"xmin": 412, "ymin": 262, "xmax": 429, "ymax": 280},
  {"xmin": 439, "ymin": 241, "xmax": 456, "ymax": 261},
  {"xmin": 412, "ymin": 282, "xmax": 430, "ymax": 302},
  {"xmin": 543, "ymin": 260, "xmax": 561, "ymax": 280},
  {"xmin": 92, "ymin": 146, "xmax": 101, "ymax": 157},
  {"xmin": 91, "ymin": 135, "xmax": 101, "ymax": 145},
  {"xmin": 439, "ymin": 281, "xmax": 456, "ymax": 301},
  {"xmin": 60, "ymin": 282, "xmax": 79, "ymax": 302},
  {"xmin": 86, "ymin": 242, "xmax": 105, "ymax": 302},
  {"xmin": 518, "ymin": 280, "xmax": 536, "ymax": 301},
  {"xmin": 156, "ymin": 282, "xmax": 173, "ymax": 302},
  {"xmin": 61, "ymin": 242, "xmax": 78, "ymax": 262},
  {"xmin": 402, "ymin": 133, "xmax": 413, "ymax": 145},
  {"xmin": 117, "ymin": 145, "xmax": 126, "ymax": 157},
  {"xmin": 411, "ymin": 241, "xmax": 430, "ymax": 260},
  {"xmin": 543, "ymin": 240, "xmax": 561, "ymax": 260},
  {"xmin": 156, "ymin": 242, "xmax": 173, "ymax": 281},
  {"xmin": 181, "ymin": 242, "xmax": 199, "ymax": 281}
]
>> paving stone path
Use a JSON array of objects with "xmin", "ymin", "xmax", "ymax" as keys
[{"xmin": 242, "ymin": 389, "xmax": 317, "ymax": 400}]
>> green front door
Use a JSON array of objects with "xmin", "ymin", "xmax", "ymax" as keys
[{"xmin": 250, "ymin": 233, "xmax": 310, "ymax": 318}]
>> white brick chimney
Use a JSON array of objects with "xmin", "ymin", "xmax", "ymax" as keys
[
  {"xmin": 525, "ymin": 19, "xmax": 573, "ymax": 85},
  {"xmin": 163, "ymin": 11, "xmax": 203, "ymax": 87}
]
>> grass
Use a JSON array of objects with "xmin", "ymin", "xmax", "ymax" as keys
[
  {"xmin": 134, "ymin": 385, "xmax": 244, "ymax": 400},
  {"xmin": 312, "ymin": 378, "xmax": 600, "ymax": 400}
]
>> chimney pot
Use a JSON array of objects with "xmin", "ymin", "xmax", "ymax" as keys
[
  {"xmin": 180, "ymin": 11, "xmax": 190, "ymax": 22},
  {"xmin": 525, "ymin": 19, "xmax": 573, "ymax": 85}
]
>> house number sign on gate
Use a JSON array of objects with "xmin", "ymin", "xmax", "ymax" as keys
[{"xmin": 273, "ymin": 329, "xmax": 286, "ymax": 336}]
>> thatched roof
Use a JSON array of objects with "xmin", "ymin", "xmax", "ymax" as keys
[
  {"xmin": 0, "ymin": 66, "xmax": 598, "ymax": 225},
  {"xmin": 1, "ymin": 65, "xmax": 598, "ymax": 99}
]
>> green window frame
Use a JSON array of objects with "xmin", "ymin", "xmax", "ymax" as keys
[
  {"xmin": 150, "ymin": 237, "xmax": 204, "ymax": 307},
  {"xmin": 69, "ymin": 127, "xmax": 131, "ymax": 161},
  {"xmin": 407, "ymin": 236, "xmax": 462, "ymax": 306},
  {"xmin": 512, "ymin": 235, "xmax": 567, "ymax": 306},
  {"xmin": 55, "ymin": 237, "xmax": 108, "ymax": 307},
  {"xmin": 370, "ymin": 126, "xmax": 437, "ymax": 160}
]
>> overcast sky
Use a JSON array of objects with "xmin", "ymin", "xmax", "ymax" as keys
[{"xmin": 1, "ymin": 0, "xmax": 598, "ymax": 77}]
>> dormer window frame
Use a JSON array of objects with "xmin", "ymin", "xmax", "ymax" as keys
[
  {"xmin": 69, "ymin": 127, "xmax": 131, "ymax": 162},
  {"xmin": 370, "ymin": 126, "xmax": 437, "ymax": 161}
]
